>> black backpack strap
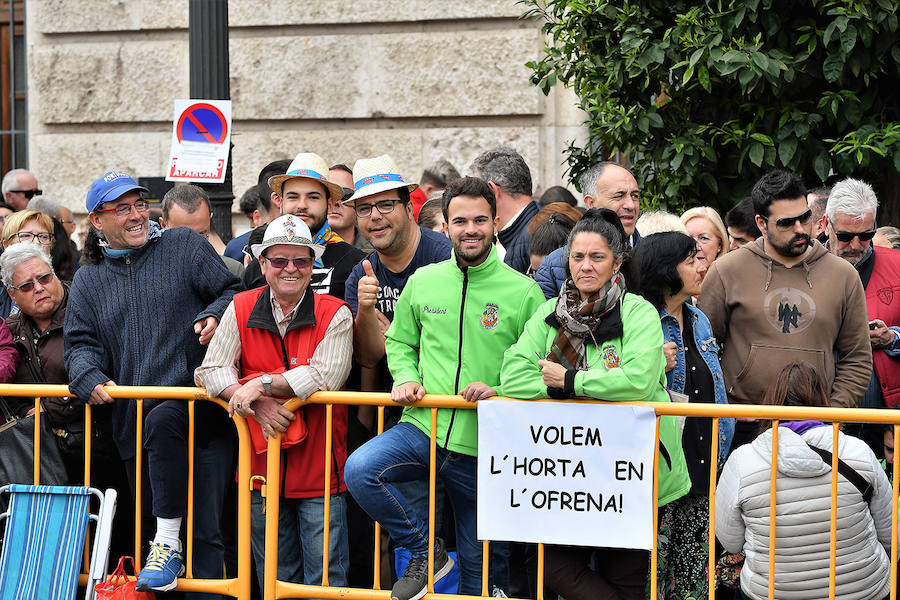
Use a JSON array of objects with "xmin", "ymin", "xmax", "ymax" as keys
[{"xmin": 806, "ymin": 443, "xmax": 873, "ymax": 503}]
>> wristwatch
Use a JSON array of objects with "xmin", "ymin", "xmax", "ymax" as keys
[{"xmin": 261, "ymin": 374, "xmax": 273, "ymax": 396}]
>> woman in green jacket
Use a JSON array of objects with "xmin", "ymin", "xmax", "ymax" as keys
[{"xmin": 500, "ymin": 208, "xmax": 690, "ymax": 600}]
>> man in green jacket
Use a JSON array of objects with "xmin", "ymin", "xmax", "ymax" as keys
[{"xmin": 344, "ymin": 176, "xmax": 545, "ymax": 600}]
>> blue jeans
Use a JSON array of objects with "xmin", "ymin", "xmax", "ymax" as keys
[
  {"xmin": 249, "ymin": 491, "xmax": 349, "ymax": 597},
  {"xmin": 344, "ymin": 422, "xmax": 482, "ymax": 596}
]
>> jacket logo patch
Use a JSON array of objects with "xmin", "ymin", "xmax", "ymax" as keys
[
  {"xmin": 878, "ymin": 287, "xmax": 894, "ymax": 306},
  {"xmin": 290, "ymin": 357, "xmax": 298, "ymax": 365},
  {"xmin": 480, "ymin": 303, "xmax": 499, "ymax": 329},
  {"xmin": 763, "ymin": 288, "xmax": 816, "ymax": 334},
  {"xmin": 601, "ymin": 345, "xmax": 620, "ymax": 369}
]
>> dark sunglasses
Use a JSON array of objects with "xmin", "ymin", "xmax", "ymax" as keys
[
  {"xmin": 11, "ymin": 189, "xmax": 42, "ymax": 199},
  {"xmin": 833, "ymin": 229, "xmax": 877, "ymax": 243},
  {"xmin": 11, "ymin": 272, "xmax": 54, "ymax": 293},
  {"xmin": 264, "ymin": 256, "xmax": 314, "ymax": 269},
  {"xmin": 765, "ymin": 209, "xmax": 812, "ymax": 232}
]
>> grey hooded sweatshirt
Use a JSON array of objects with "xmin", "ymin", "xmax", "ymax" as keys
[{"xmin": 698, "ymin": 239, "xmax": 871, "ymax": 408}]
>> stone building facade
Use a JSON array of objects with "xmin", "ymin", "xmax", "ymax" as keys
[{"xmin": 26, "ymin": 0, "xmax": 585, "ymax": 225}]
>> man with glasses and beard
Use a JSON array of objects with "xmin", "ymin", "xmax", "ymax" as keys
[
  {"xmin": 698, "ymin": 170, "xmax": 871, "ymax": 450},
  {"xmin": 823, "ymin": 178, "xmax": 900, "ymax": 455}
]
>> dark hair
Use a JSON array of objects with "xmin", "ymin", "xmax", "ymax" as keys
[
  {"xmin": 239, "ymin": 183, "xmax": 267, "ymax": 217},
  {"xmin": 751, "ymin": 170, "xmax": 807, "ymax": 219},
  {"xmin": 81, "ymin": 225, "xmax": 103, "ymax": 265},
  {"xmin": 420, "ymin": 159, "xmax": 461, "ymax": 189},
  {"xmin": 161, "ymin": 184, "xmax": 209, "ymax": 220},
  {"xmin": 530, "ymin": 215, "xmax": 575, "ymax": 258},
  {"xmin": 0, "ymin": 202, "xmax": 11, "ymax": 211},
  {"xmin": 633, "ymin": 232, "xmax": 698, "ymax": 311},
  {"xmin": 258, "ymin": 159, "xmax": 292, "ymax": 190},
  {"xmin": 418, "ymin": 198, "xmax": 444, "ymax": 230},
  {"xmin": 529, "ymin": 202, "xmax": 582, "ymax": 236},
  {"xmin": 539, "ymin": 186, "xmax": 577, "ymax": 207},
  {"xmin": 441, "ymin": 176, "xmax": 497, "ymax": 221},
  {"xmin": 725, "ymin": 197, "xmax": 761, "ymax": 238},
  {"xmin": 759, "ymin": 362, "xmax": 830, "ymax": 432},
  {"xmin": 563, "ymin": 208, "xmax": 627, "ymax": 277},
  {"xmin": 50, "ymin": 217, "xmax": 75, "ymax": 281},
  {"xmin": 245, "ymin": 223, "xmax": 268, "ymax": 261},
  {"xmin": 329, "ymin": 163, "xmax": 352, "ymax": 175},
  {"xmin": 469, "ymin": 147, "xmax": 533, "ymax": 197}
]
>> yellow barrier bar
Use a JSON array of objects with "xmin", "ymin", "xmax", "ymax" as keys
[
  {"xmin": 481, "ymin": 540, "xmax": 489, "ymax": 597},
  {"xmin": 893, "ymin": 423, "xmax": 900, "ymax": 600},
  {"xmin": 33, "ymin": 397, "xmax": 41, "ymax": 483},
  {"xmin": 707, "ymin": 417, "xmax": 719, "ymax": 600},
  {"xmin": 323, "ymin": 403, "xmax": 334, "ymax": 587},
  {"xmin": 536, "ymin": 543, "xmax": 544, "ymax": 600},
  {"xmin": 828, "ymin": 422, "xmax": 838, "ymax": 600},
  {"xmin": 136, "ymin": 397, "xmax": 144, "ymax": 563},
  {"xmin": 234, "ymin": 409, "xmax": 254, "ymax": 600},
  {"xmin": 768, "ymin": 420, "xmax": 778, "ymax": 600},
  {"xmin": 187, "ymin": 398, "xmax": 196, "ymax": 579},
  {"xmin": 650, "ymin": 416, "xmax": 660, "ymax": 600},
  {"xmin": 428, "ymin": 407, "xmax": 438, "ymax": 593},
  {"xmin": 83, "ymin": 403, "xmax": 93, "ymax": 573},
  {"xmin": 373, "ymin": 405, "xmax": 385, "ymax": 590},
  {"xmin": 265, "ymin": 427, "xmax": 283, "ymax": 600}
]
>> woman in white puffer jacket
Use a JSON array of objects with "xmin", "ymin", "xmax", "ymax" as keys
[{"xmin": 715, "ymin": 362, "xmax": 893, "ymax": 600}]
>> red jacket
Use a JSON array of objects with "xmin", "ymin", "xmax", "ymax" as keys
[
  {"xmin": 233, "ymin": 286, "xmax": 349, "ymax": 498},
  {"xmin": 867, "ymin": 246, "xmax": 900, "ymax": 408}
]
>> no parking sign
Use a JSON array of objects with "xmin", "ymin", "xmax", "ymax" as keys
[{"xmin": 166, "ymin": 99, "xmax": 232, "ymax": 183}]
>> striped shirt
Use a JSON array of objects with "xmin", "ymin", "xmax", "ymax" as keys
[{"xmin": 195, "ymin": 292, "xmax": 352, "ymax": 400}]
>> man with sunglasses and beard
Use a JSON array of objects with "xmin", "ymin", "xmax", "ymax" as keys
[
  {"xmin": 823, "ymin": 178, "xmax": 900, "ymax": 455},
  {"xmin": 699, "ymin": 170, "xmax": 871, "ymax": 451}
]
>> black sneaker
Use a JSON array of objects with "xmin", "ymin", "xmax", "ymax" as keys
[{"xmin": 391, "ymin": 538, "xmax": 455, "ymax": 600}]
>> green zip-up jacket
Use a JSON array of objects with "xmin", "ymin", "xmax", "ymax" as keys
[
  {"xmin": 499, "ymin": 293, "xmax": 691, "ymax": 506},
  {"xmin": 385, "ymin": 246, "xmax": 545, "ymax": 456}
]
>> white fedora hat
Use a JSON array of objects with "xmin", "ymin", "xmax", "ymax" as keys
[
  {"xmin": 268, "ymin": 152, "xmax": 345, "ymax": 202},
  {"xmin": 250, "ymin": 214, "xmax": 325, "ymax": 260},
  {"xmin": 345, "ymin": 154, "xmax": 418, "ymax": 204}
]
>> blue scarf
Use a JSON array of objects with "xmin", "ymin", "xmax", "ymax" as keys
[{"xmin": 311, "ymin": 221, "xmax": 342, "ymax": 268}]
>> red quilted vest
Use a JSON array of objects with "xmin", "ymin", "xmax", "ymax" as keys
[
  {"xmin": 866, "ymin": 247, "xmax": 900, "ymax": 408},
  {"xmin": 233, "ymin": 286, "xmax": 349, "ymax": 498}
]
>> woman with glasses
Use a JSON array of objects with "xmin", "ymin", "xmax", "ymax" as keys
[
  {"xmin": 680, "ymin": 207, "xmax": 729, "ymax": 282},
  {"xmin": 0, "ymin": 210, "xmax": 55, "ymax": 318},
  {"xmin": 500, "ymin": 209, "xmax": 690, "ymax": 600}
]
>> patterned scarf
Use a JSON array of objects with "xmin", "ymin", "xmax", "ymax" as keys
[
  {"xmin": 311, "ymin": 221, "xmax": 343, "ymax": 267},
  {"xmin": 547, "ymin": 272, "xmax": 625, "ymax": 370}
]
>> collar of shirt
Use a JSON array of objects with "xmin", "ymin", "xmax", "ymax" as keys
[
  {"xmin": 500, "ymin": 202, "xmax": 530, "ymax": 233},
  {"xmin": 270, "ymin": 291, "xmax": 305, "ymax": 336}
]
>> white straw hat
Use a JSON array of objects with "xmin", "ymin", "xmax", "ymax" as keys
[
  {"xmin": 268, "ymin": 152, "xmax": 345, "ymax": 202},
  {"xmin": 250, "ymin": 214, "xmax": 325, "ymax": 260},
  {"xmin": 345, "ymin": 154, "xmax": 418, "ymax": 204}
]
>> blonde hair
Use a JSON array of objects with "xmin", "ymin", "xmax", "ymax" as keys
[
  {"xmin": 636, "ymin": 210, "xmax": 688, "ymax": 236},
  {"xmin": 681, "ymin": 207, "xmax": 729, "ymax": 261},
  {"xmin": 1, "ymin": 209, "xmax": 54, "ymax": 248}
]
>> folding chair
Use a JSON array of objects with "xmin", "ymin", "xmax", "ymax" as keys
[{"xmin": 0, "ymin": 485, "xmax": 117, "ymax": 600}]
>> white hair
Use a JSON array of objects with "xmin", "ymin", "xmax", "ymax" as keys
[
  {"xmin": 636, "ymin": 210, "xmax": 688, "ymax": 236},
  {"xmin": 27, "ymin": 195, "xmax": 62, "ymax": 220},
  {"xmin": 0, "ymin": 243, "xmax": 54, "ymax": 289},
  {"xmin": 826, "ymin": 178, "xmax": 878, "ymax": 224},
  {"xmin": 1, "ymin": 169, "xmax": 32, "ymax": 197}
]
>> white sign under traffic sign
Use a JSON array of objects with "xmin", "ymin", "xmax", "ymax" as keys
[{"xmin": 166, "ymin": 99, "xmax": 232, "ymax": 183}]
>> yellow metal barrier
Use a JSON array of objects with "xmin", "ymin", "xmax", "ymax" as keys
[{"xmin": 5, "ymin": 383, "xmax": 900, "ymax": 600}]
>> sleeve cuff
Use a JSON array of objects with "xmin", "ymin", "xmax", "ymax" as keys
[{"xmin": 564, "ymin": 369, "xmax": 577, "ymax": 397}]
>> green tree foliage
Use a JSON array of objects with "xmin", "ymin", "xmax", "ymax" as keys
[{"xmin": 524, "ymin": 0, "xmax": 900, "ymax": 214}]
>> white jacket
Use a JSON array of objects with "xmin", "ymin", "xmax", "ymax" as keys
[{"xmin": 715, "ymin": 425, "xmax": 893, "ymax": 600}]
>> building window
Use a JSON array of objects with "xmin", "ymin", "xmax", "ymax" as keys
[{"xmin": 0, "ymin": 1, "xmax": 26, "ymax": 175}]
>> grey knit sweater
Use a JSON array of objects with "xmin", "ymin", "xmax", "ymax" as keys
[{"xmin": 63, "ymin": 224, "xmax": 242, "ymax": 458}]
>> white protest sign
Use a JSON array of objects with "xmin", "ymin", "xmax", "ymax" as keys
[
  {"xmin": 477, "ymin": 400, "xmax": 656, "ymax": 549},
  {"xmin": 166, "ymin": 99, "xmax": 232, "ymax": 183}
]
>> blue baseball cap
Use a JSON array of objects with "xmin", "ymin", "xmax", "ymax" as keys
[{"xmin": 85, "ymin": 171, "xmax": 149, "ymax": 213}]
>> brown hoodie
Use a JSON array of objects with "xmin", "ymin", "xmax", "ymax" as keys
[{"xmin": 698, "ymin": 239, "xmax": 871, "ymax": 408}]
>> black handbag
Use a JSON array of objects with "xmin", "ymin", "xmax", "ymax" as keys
[{"xmin": 0, "ymin": 396, "xmax": 69, "ymax": 510}]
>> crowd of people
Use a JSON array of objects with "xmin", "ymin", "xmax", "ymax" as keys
[{"xmin": 0, "ymin": 148, "xmax": 899, "ymax": 600}]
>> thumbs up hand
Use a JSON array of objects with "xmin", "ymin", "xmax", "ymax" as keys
[{"xmin": 358, "ymin": 259, "xmax": 380, "ymax": 311}]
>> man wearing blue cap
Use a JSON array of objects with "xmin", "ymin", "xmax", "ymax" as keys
[{"xmin": 64, "ymin": 171, "xmax": 242, "ymax": 593}]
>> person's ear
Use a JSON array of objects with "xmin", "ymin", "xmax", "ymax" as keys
[
  {"xmin": 271, "ymin": 192, "xmax": 282, "ymax": 213},
  {"xmin": 583, "ymin": 195, "xmax": 595, "ymax": 209},
  {"xmin": 755, "ymin": 214, "xmax": 767, "ymax": 235},
  {"xmin": 88, "ymin": 212, "xmax": 104, "ymax": 231},
  {"xmin": 159, "ymin": 217, "xmax": 168, "ymax": 230}
]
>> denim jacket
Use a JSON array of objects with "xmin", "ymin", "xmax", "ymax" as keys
[{"xmin": 660, "ymin": 302, "xmax": 734, "ymax": 469}]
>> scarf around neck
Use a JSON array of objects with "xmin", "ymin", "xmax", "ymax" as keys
[{"xmin": 547, "ymin": 272, "xmax": 626, "ymax": 370}]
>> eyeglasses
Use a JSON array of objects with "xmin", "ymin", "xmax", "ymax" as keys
[
  {"xmin": 10, "ymin": 189, "xmax": 42, "ymax": 199},
  {"xmin": 764, "ymin": 209, "xmax": 812, "ymax": 232},
  {"xmin": 10, "ymin": 272, "xmax": 54, "ymax": 293},
  {"xmin": 94, "ymin": 199, "xmax": 150, "ymax": 217},
  {"xmin": 354, "ymin": 199, "xmax": 401, "ymax": 218},
  {"xmin": 264, "ymin": 256, "xmax": 314, "ymax": 270},
  {"xmin": 9, "ymin": 231, "xmax": 54, "ymax": 245},
  {"xmin": 833, "ymin": 229, "xmax": 876, "ymax": 243}
]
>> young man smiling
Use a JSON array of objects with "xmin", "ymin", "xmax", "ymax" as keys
[
  {"xmin": 344, "ymin": 176, "xmax": 544, "ymax": 600},
  {"xmin": 698, "ymin": 170, "xmax": 871, "ymax": 449}
]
